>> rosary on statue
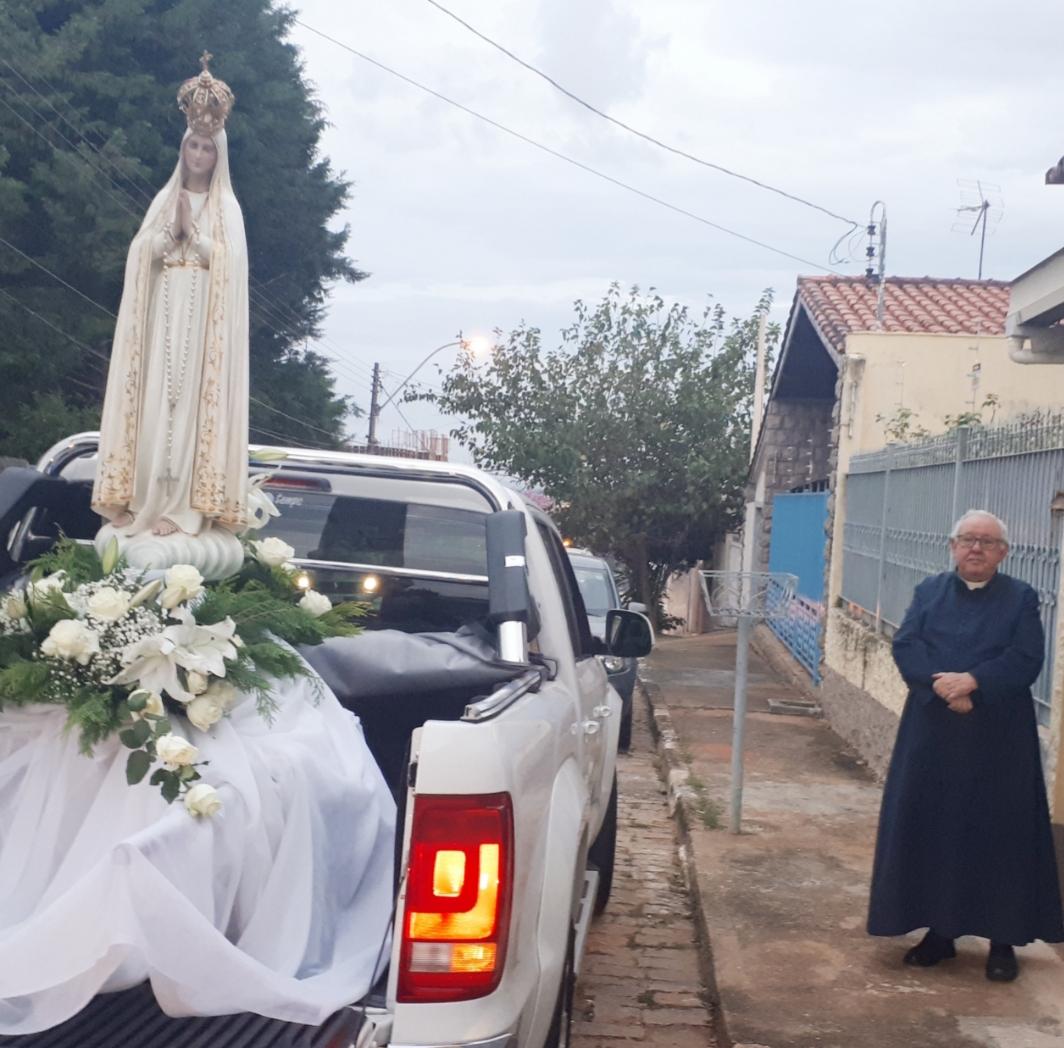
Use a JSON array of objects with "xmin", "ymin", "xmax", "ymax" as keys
[{"xmin": 159, "ymin": 223, "xmax": 201, "ymax": 496}]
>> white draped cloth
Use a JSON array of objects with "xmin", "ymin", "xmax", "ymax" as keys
[{"xmin": 0, "ymin": 674, "xmax": 396, "ymax": 1035}]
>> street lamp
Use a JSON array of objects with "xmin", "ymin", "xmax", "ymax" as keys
[{"xmin": 366, "ymin": 336, "xmax": 491, "ymax": 446}]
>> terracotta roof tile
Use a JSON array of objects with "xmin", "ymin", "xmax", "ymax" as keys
[{"xmin": 797, "ymin": 276, "xmax": 1010, "ymax": 353}]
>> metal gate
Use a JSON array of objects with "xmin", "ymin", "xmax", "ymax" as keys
[{"xmin": 767, "ymin": 492, "xmax": 828, "ymax": 681}]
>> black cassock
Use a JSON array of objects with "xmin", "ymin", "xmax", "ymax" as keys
[{"xmin": 867, "ymin": 570, "xmax": 1064, "ymax": 945}]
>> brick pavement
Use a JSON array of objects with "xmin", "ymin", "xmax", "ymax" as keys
[{"xmin": 571, "ymin": 688, "xmax": 719, "ymax": 1048}]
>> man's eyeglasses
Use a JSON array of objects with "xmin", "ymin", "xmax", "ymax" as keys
[{"xmin": 954, "ymin": 535, "xmax": 1006, "ymax": 550}]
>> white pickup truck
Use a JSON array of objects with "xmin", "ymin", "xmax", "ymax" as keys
[{"xmin": 0, "ymin": 435, "xmax": 653, "ymax": 1048}]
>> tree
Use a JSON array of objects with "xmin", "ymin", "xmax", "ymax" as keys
[
  {"xmin": 0, "ymin": 0, "xmax": 363, "ymax": 460},
  {"xmin": 419, "ymin": 284, "xmax": 776, "ymax": 626}
]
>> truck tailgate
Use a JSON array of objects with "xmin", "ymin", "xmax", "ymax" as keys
[{"xmin": 0, "ymin": 983, "xmax": 364, "ymax": 1047}]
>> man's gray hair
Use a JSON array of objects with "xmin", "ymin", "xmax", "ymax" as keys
[{"xmin": 950, "ymin": 510, "xmax": 1009, "ymax": 544}]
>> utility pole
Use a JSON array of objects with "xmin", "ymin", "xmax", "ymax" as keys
[
  {"xmin": 749, "ymin": 312, "xmax": 767, "ymax": 463},
  {"xmin": 367, "ymin": 362, "xmax": 381, "ymax": 447}
]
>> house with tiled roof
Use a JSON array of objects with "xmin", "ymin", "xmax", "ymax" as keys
[
  {"xmin": 746, "ymin": 275, "xmax": 1045, "ymax": 578},
  {"xmin": 745, "ymin": 274, "xmax": 1064, "ymax": 766},
  {"xmin": 1004, "ymin": 232, "xmax": 1064, "ymax": 843},
  {"xmin": 1007, "ymin": 247, "xmax": 1064, "ymax": 363}
]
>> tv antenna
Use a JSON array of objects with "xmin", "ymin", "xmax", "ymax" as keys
[
  {"xmin": 865, "ymin": 201, "xmax": 888, "ymax": 329},
  {"xmin": 953, "ymin": 180, "xmax": 1003, "ymax": 279}
]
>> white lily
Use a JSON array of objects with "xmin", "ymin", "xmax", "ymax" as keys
[
  {"xmin": 166, "ymin": 607, "xmax": 240, "ymax": 678},
  {"xmin": 109, "ymin": 632, "xmax": 190, "ymax": 704},
  {"xmin": 129, "ymin": 578, "xmax": 164, "ymax": 610},
  {"xmin": 244, "ymin": 473, "xmax": 281, "ymax": 532}
]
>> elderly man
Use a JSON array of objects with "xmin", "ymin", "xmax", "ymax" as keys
[{"xmin": 868, "ymin": 510, "xmax": 1064, "ymax": 981}]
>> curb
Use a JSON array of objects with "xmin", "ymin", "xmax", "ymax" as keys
[{"xmin": 638, "ymin": 675, "xmax": 737, "ymax": 1048}]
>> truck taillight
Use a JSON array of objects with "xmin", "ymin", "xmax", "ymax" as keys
[{"xmin": 398, "ymin": 793, "xmax": 514, "ymax": 1003}]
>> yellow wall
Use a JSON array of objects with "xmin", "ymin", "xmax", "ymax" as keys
[
  {"xmin": 841, "ymin": 332, "xmax": 1060, "ymax": 455},
  {"xmin": 826, "ymin": 331, "xmax": 1062, "ymax": 608},
  {"xmin": 823, "ymin": 608, "xmax": 908, "ymax": 717},
  {"xmin": 823, "ymin": 329, "xmax": 1064, "ymax": 811}
]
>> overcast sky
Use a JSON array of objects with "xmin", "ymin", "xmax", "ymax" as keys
[{"xmin": 286, "ymin": 0, "xmax": 1064, "ymax": 452}]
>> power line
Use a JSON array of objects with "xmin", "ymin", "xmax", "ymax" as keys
[
  {"xmin": 0, "ymin": 286, "xmax": 110, "ymax": 365},
  {"xmin": 0, "ymin": 239, "xmax": 355, "ymax": 439},
  {"xmin": 0, "ymin": 55, "xmax": 156, "ymax": 206},
  {"xmin": 293, "ymin": 19, "xmax": 841, "ymax": 275},
  {"xmin": 250, "ymin": 421, "xmax": 336, "ymax": 451},
  {"xmin": 422, "ymin": 0, "xmax": 859, "ymax": 232},
  {"xmin": 378, "ymin": 379, "xmax": 419, "ymax": 434},
  {"xmin": 0, "ymin": 235, "xmax": 117, "ymax": 318},
  {"xmin": 1, "ymin": 231, "xmax": 369, "ymax": 420},
  {"xmin": 249, "ymin": 394, "xmax": 344, "ymax": 442},
  {"xmin": 0, "ymin": 88, "xmax": 145, "ymax": 225}
]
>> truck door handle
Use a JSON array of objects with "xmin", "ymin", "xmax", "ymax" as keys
[
  {"xmin": 593, "ymin": 705, "xmax": 612, "ymax": 718},
  {"xmin": 583, "ymin": 720, "xmax": 601, "ymax": 736}
]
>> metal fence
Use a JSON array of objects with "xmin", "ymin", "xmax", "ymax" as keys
[
  {"xmin": 766, "ymin": 492, "xmax": 828, "ymax": 682},
  {"xmin": 841, "ymin": 416, "xmax": 1064, "ymax": 727},
  {"xmin": 768, "ymin": 594, "xmax": 824, "ymax": 683}
]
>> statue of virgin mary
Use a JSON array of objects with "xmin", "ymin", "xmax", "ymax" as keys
[{"xmin": 93, "ymin": 54, "xmax": 249, "ymax": 548}]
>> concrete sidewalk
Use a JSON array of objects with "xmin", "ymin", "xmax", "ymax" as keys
[{"xmin": 642, "ymin": 632, "xmax": 1064, "ymax": 1048}]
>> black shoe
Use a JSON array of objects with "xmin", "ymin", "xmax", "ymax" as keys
[
  {"xmin": 986, "ymin": 943, "xmax": 1019, "ymax": 982},
  {"xmin": 903, "ymin": 930, "xmax": 957, "ymax": 967}
]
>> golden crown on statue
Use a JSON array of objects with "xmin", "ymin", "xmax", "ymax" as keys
[{"xmin": 177, "ymin": 51, "xmax": 235, "ymax": 136}]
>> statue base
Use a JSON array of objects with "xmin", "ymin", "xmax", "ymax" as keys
[{"xmin": 95, "ymin": 523, "xmax": 245, "ymax": 582}]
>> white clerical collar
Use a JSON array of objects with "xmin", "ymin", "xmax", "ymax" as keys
[{"xmin": 961, "ymin": 576, "xmax": 990, "ymax": 590}]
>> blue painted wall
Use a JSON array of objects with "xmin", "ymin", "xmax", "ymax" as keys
[{"xmin": 768, "ymin": 492, "xmax": 829, "ymax": 604}]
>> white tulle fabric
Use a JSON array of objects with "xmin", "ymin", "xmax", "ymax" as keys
[{"xmin": 0, "ymin": 673, "xmax": 396, "ymax": 1035}]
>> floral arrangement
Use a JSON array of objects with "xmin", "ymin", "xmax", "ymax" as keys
[{"xmin": 0, "ymin": 525, "xmax": 362, "ymax": 817}]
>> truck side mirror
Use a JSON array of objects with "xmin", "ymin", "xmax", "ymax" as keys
[
  {"xmin": 485, "ymin": 510, "xmax": 531, "ymax": 663},
  {"xmin": 605, "ymin": 609, "xmax": 654, "ymax": 658},
  {"xmin": 0, "ymin": 468, "xmax": 78, "ymax": 579}
]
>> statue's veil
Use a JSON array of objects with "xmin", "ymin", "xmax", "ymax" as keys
[{"xmin": 93, "ymin": 128, "xmax": 249, "ymax": 528}]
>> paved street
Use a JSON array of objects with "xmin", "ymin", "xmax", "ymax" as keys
[{"xmin": 572, "ymin": 689, "xmax": 719, "ymax": 1048}]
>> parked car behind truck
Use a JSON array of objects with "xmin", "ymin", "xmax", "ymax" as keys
[
  {"xmin": 0, "ymin": 435, "xmax": 653, "ymax": 1048},
  {"xmin": 566, "ymin": 549, "xmax": 646, "ymax": 752}
]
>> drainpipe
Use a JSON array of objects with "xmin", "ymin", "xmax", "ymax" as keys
[{"xmin": 1007, "ymin": 324, "xmax": 1064, "ymax": 364}]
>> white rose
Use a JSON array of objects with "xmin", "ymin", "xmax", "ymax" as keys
[
  {"xmin": 29, "ymin": 572, "xmax": 66, "ymax": 604},
  {"xmin": 40, "ymin": 619, "xmax": 100, "ymax": 665},
  {"xmin": 128, "ymin": 689, "xmax": 165, "ymax": 721},
  {"xmin": 3, "ymin": 591, "xmax": 28, "ymax": 621},
  {"xmin": 155, "ymin": 733, "xmax": 199, "ymax": 767},
  {"xmin": 160, "ymin": 565, "xmax": 205, "ymax": 610},
  {"xmin": 186, "ymin": 694, "xmax": 225, "ymax": 732},
  {"xmin": 186, "ymin": 670, "xmax": 209, "ymax": 695},
  {"xmin": 184, "ymin": 782, "xmax": 222, "ymax": 818},
  {"xmin": 87, "ymin": 586, "xmax": 131, "ymax": 622},
  {"xmin": 253, "ymin": 537, "xmax": 295, "ymax": 568},
  {"xmin": 206, "ymin": 680, "xmax": 238, "ymax": 710},
  {"xmin": 298, "ymin": 590, "xmax": 332, "ymax": 618}
]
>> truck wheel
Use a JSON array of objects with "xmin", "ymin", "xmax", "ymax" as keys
[
  {"xmin": 587, "ymin": 772, "xmax": 617, "ymax": 915},
  {"xmin": 542, "ymin": 927, "xmax": 575, "ymax": 1048}
]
